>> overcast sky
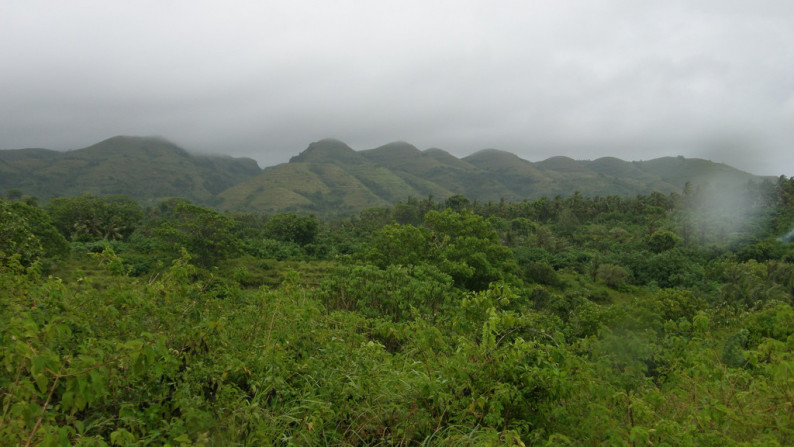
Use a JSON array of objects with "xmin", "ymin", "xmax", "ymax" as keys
[{"xmin": 1, "ymin": 0, "xmax": 793, "ymax": 176}]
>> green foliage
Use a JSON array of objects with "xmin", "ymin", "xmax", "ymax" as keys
[
  {"xmin": 0, "ymin": 200, "xmax": 44, "ymax": 267},
  {"xmin": 719, "ymin": 259, "xmax": 788, "ymax": 309},
  {"xmin": 241, "ymin": 237, "xmax": 304, "ymax": 260},
  {"xmin": 141, "ymin": 199, "xmax": 240, "ymax": 266},
  {"xmin": 721, "ymin": 329, "xmax": 749, "ymax": 368},
  {"xmin": 5, "ymin": 188, "xmax": 23, "ymax": 201},
  {"xmin": 47, "ymin": 194, "xmax": 143, "ymax": 242},
  {"xmin": 7, "ymin": 201, "xmax": 69, "ymax": 259},
  {"xmin": 361, "ymin": 209, "xmax": 519, "ymax": 290},
  {"xmin": 391, "ymin": 202, "xmax": 421, "ymax": 225},
  {"xmin": 595, "ymin": 263, "xmax": 630, "ymax": 289},
  {"xmin": 616, "ymin": 248, "xmax": 705, "ymax": 288},
  {"xmin": 2, "ymin": 183, "xmax": 794, "ymax": 446},
  {"xmin": 649, "ymin": 289, "xmax": 705, "ymax": 322},
  {"xmin": 363, "ymin": 223, "xmax": 430, "ymax": 268},
  {"xmin": 444, "ymin": 193, "xmax": 471, "ymax": 211},
  {"xmin": 424, "ymin": 209, "xmax": 519, "ymax": 290},
  {"xmin": 263, "ymin": 213, "xmax": 319, "ymax": 246},
  {"xmin": 736, "ymin": 237, "xmax": 788, "ymax": 262},
  {"xmin": 316, "ymin": 263, "xmax": 455, "ymax": 321},
  {"xmin": 524, "ymin": 261, "xmax": 560, "ymax": 286},
  {"xmin": 0, "ymin": 198, "xmax": 69, "ymax": 269},
  {"xmin": 0, "ymin": 255, "xmax": 177, "ymax": 445},
  {"xmin": 647, "ymin": 229, "xmax": 679, "ymax": 253}
]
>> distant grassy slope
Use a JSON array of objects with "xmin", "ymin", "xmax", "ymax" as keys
[
  {"xmin": 364, "ymin": 144, "xmax": 520, "ymax": 202},
  {"xmin": 228, "ymin": 140, "xmax": 768, "ymax": 215},
  {"xmin": 464, "ymin": 151, "xmax": 634, "ymax": 198},
  {"xmin": 289, "ymin": 138, "xmax": 365, "ymax": 164},
  {"xmin": 0, "ymin": 136, "xmax": 261, "ymax": 204},
  {"xmin": 217, "ymin": 162, "xmax": 391, "ymax": 214},
  {"xmin": 464, "ymin": 151, "xmax": 769, "ymax": 199},
  {"xmin": 361, "ymin": 142, "xmax": 436, "ymax": 172},
  {"xmin": 221, "ymin": 140, "xmax": 470, "ymax": 214},
  {"xmin": 219, "ymin": 139, "xmax": 417, "ymax": 214},
  {"xmin": 633, "ymin": 156, "xmax": 761, "ymax": 189},
  {"xmin": 462, "ymin": 149, "xmax": 552, "ymax": 198}
]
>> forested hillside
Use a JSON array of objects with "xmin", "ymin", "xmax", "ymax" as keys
[
  {"xmin": 219, "ymin": 139, "xmax": 765, "ymax": 214},
  {"xmin": 1, "ymin": 136, "xmax": 767, "ymax": 215},
  {"xmin": 3, "ymin": 175, "xmax": 794, "ymax": 445},
  {"xmin": 0, "ymin": 136, "xmax": 261, "ymax": 204}
]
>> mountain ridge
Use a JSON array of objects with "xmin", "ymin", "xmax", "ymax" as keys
[
  {"xmin": 1, "ymin": 136, "xmax": 771, "ymax": 215},
  {"xmin": 0, "ymin": 136, "xmax": 261, "ymax": 204}
]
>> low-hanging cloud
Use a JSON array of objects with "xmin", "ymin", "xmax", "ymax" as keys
[{"xmin": 1, "ymin": 0, "xmax": 792, "ymax": 176}]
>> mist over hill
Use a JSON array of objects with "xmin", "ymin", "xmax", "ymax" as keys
[
  {"xmin": 0, "ymin": 136, "xmax": 261, "ymax": 205},
  {"xmin": 1, "ymin": 136, "xmax": 769, "ymax": 214}
]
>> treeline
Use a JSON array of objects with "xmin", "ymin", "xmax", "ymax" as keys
[{"xmin": 2, "ymin": 177, "xmax": 794, "ymax": 445}]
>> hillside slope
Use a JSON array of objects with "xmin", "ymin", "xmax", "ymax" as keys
[
  {"xmin": 1, "ymin": 136, "xmax": 770, "ymax": 214},
  {"xmin": 0, "ymin": 136, "xmax": 261, "ymax": 204}
]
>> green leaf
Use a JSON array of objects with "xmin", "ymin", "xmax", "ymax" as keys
[
  {"xmin": 124, "ymin": 339, "xmax": 144, "ymax": 354},
  {"xmin": 110, "ymin": 428, "xmax": 135, "ymax": 446},
  {"xmin": 60, "ymin": 391, "xmax": 74, "ymax": 410},
  {"xmin": 173, "ymin": 433, "xmax": 191, "ymax": 443},
  {"xmin": 34, "ymin": 372, "xmax": 49, "ymax": 394}
]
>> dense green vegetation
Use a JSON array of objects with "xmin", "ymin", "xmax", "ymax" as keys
[{"xmin": 3, "ymin": 176, "xmax": 794, "ymax": 445}]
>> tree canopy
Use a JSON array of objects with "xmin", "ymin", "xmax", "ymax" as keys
[{"xmin": 3, "ymin": 177, "xmax": 794, "ymax": 445}]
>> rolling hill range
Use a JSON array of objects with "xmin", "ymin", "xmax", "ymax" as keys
[
  {"xmin": 1, "ymin": 136, "xmax": 770, "ymax": 214},
  {"xmin": 0, "ymin": 136, "xmax": 261, "ymax": 204},
  {"xmin": 217, "ymin": 139, "xmax": 767, "ymax": 213}
]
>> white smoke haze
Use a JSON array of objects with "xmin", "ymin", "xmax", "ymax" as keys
[
  {"xmin": 778, "ymin": 228, "xmax": 794, "ymax": 243},
  {"xmin": 681, "ymin": 172, "xmax": 769, "ymax": 243},
  {"xmin": 1, "ymin": 0, "xmax": 793, "ymax": 176}
]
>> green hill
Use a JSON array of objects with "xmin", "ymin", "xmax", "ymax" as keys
[
  {"xmin": 363, "ymin": 144, "xmax": 519, "ymax": 202},
  {"xmin": 462, "ymin": 149, "xmax": 553, "ymax": 198},
  {"xmin": 633, "ymin": 156, "xmax": 760, "ymax": 190},
  {"xmin": 0, "ymin": 136, "xmax": 261, "ymax": 204},
  {"xmin": 359, "ymin": 141, "xmax": 424, "ymax": 169},
  {"xmin": 1, "ymin": 136, "xmax": 771, "ymax": 214},
  {"xmin": 288, "ymin": 138, "xmax": 365, "ymax": 164},
  {"xmin": 219, "ymin": 140, "xmax": 431, "ymax": 214},
  {"xmin": 216, "ymin": 162, "xmax": 390, "ymax": 213}
]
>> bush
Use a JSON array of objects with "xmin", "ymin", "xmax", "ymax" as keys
[
  {"xmin": 525, "ymin": 261, "xmax": 560, "ymax": 286},
  {"xmin": 264, "ymin": 213, "xmax": 318, "ymax": 246},
  {"xmin": 596, "ymin": 264, "xmax": 630, "ymax": 289},
  {"xmin": 647, "ymin": 230, "xmax": 679, "ymax": 253},
  {"xmin": 242, "ymin": 238, "xmax": 304, "ymax": 260},
  {"xmin": 315, "ymin": 263, "xmax": 455, "ymax": 321}
]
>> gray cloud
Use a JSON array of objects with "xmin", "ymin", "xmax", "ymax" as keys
[{"xmin": 2, "ymin": 0, "xmax": 793, "ymax": 176}]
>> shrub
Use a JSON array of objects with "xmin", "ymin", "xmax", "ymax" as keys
[
  {"xmin": 596, "ymin": 263, "xmax": 630, "ymax": 289},
  {"xmin": 525, "ymin": 261, "xmax": 560, "ymax": 286}
]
